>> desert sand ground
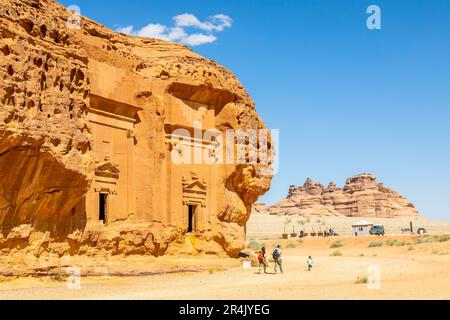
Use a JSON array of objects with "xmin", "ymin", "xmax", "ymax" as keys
[{"xmin": 1, "ymin": 235, "xmax": 449, "ymax": 300}]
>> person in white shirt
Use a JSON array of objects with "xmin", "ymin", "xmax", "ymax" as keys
[{"xmin": 307, "ymin": 256, "xmax": 314, "ymax": 271}]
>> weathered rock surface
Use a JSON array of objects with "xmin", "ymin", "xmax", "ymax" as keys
[
  {"xmin": 260, "ymin": 174, "xmax": 420, "ymax": 218},
  {"xmin": 252, "ymin": 202, "xmax": 269, "ymax": 214},
  {"xmin": 0, "ymin": 0, "xmax": 93, "ymax": 236},
  {"xmin": 0, "ymin": 0, "xmax": 272, "ymax": 274}
]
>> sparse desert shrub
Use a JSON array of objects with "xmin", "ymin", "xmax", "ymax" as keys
[
  {"xmin": 368, "ymin": 240, "xmax": 383, "ymax": 248},
  {"xmin": 359, "ymin": 253, "xmax": 365, "ymax": 257},
  {"xmin": 208, "ymin": 269, "xmax": 214, "ymax": 274},
  {"xmin": 355, "ymin": 275, "xmax": 368, "ymax": 284},
  {"xmin": 247, "ymin": 239, "xmax": 260, "ymax": 250},
  {"xmin": 426, "ymin": 236, "xmax": 439, "ymax": 243},
  {"xmin": 438, "ymin": 234, "xmax": 450, "ymax": 242},
  {"xmin": 50, "ymin": 268, "xmax": 69, "ymax": 282},
  {"xmin": 287, "ymin": 242, "xmax": 296, "ymax": 248},
  {"xmin": 395, "ymin": 240, "xmax": 407, "ymax": 246},
  {"xmin": 330, "ymin": 241, "xmax": 343, "ymax": 248},
  {"xmin": 432, "ymin": 250, "xmax": 439, "ymax": 255},
  {"xmin": 330, "ymin": 250, "xmax": 343, "ymax": 256},
  {"xmin": 414, "ymin": 236, "xmax": 439, "ymax": 245},
  {"xmin": 408, "ymin": 245, "xmax": 414, "ymax": 251},
  {"xmin": 386, "ymin": 239, "xmax": 398, "ymax": 246}
]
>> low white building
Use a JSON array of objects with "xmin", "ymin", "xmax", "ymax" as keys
[{"xmin": 352, "ymin": 220, "xmax": 373, "ymax": 236}]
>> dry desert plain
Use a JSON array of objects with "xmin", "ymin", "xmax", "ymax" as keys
[{"xmin": 1, "ymin": 234, "xmax": 450, "ymax": 300}]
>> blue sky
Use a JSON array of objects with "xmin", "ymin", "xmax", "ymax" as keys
[{"xmin": 58, "ymin": 0, "xmax": 450, "ymax": 220}]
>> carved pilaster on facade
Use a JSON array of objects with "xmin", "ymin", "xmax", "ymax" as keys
[{"xmin": 182, "ymin": 176, "xmax": 188, "ymax": 188}]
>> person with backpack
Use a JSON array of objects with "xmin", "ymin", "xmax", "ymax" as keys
[
  {"xmin": 273, "ymin": 245, "xmax": 283, "ymax": 274},
  {"xmin": 257, "ymin": 246, "xmax": 268, "ymax": 274},
  {"xmin": 307, "ymin": 256, "xmax": 314, "ymax": 271}
]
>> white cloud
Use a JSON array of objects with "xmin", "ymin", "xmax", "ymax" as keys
[
  {"xmin": 210, "ymin": 14, "xmax": 233, "ymax": 32},
  {"xmin": 173, "ymin": 13, "xmax": 232, "ymax": 32},
  {"xmin": 115, "ymin": 25, "xmax": 134, "ymax": 34},
  {"xmin": 167, "ymin": 27, "xmax": 188, "ymax": 41},
  {"xmin": 136, "ymin": 24, "xmax": 167, "ymax": 38},
  {"xmin": 115, "ymin": 13, "xmax": 232, "ymax": 46},
  {"xmin": 174, "ymin": 13, "xmax": 211, "ymax": 31},
  {"xmin": 180, "ymin": 33, "xmax": 217, "ymax": 46}
]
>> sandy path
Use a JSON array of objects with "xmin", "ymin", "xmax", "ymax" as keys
[{"xmin": 1, "ymin": 237, "xmax": 449, "ymax": 300}]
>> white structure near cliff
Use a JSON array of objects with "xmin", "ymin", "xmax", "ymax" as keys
[{"xmin": 352, "ymin": 220, "xmax": 373, "ymax": 236}]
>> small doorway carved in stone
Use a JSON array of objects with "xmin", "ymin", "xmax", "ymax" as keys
[
  {"xmin": 188, "ymin": 204, "xmax": 197, "ymax": 233},
  {"xmin": 99, "ymin": 193, "xmax": 108, "ymax": 224}
]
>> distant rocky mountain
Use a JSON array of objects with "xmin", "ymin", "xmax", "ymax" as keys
[{"xmin": 255, "ymin": 174, "xmax": 420, "ymax": 218}]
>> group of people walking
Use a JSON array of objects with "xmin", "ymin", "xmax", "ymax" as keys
[{"xmin": 257, "ymin": 245, "xmax": 314, "ymax": 274}]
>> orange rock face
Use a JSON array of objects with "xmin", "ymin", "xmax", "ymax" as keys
[
  {"xmin": 262, "ymin": 174, "xmax": 420, "ymax": 218},
  {"xmin": 0, "ymin": 0, "xmax": 272, "ymax": 274}
]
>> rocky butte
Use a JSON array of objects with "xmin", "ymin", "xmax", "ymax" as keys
[
  {"xmin": 0, "ymin": 0, "xmax": 272, "ymax": 274},
  {"xmin": 259, "ymin": 174, "xmax": 420, "ymax": 218}
]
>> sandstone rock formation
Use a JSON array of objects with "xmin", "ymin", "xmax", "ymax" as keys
[
  {"xmin": 261, "ymin": 174, "xmax": 420, "ymax": 218},
  {"xmin": 0, "ymin": 0, "xmax": 272, "ymax": 275},
  {"xmin": 252, "ymin": 202, "xmax": 269, "ymax": 214}
]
